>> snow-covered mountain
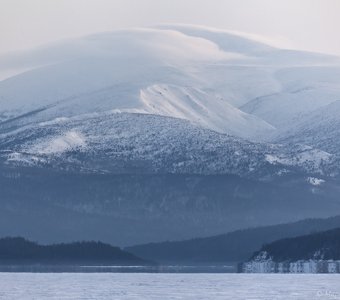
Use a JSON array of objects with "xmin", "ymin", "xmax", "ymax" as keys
[
  {"xmin": 0, "ymin": 112, "xmax": 335, "ymax": 177},
  {"xmin": 276, "ymin": 100, "xmax": 340, "ymax": 154},
  {"xmin": 241, "ymin": 66, "xmax": 340, "ymax": 128},
  {"xmin": 1, "ymin": 25, "xmax": 340, "ymax": 245},
  {"xmin": 0, "ymin": 27, "xmax": 274, "ymax": 139}
]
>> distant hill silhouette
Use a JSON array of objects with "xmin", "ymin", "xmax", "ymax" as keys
[
  {"xmin": 127, "ymin": 215, "xmax": 340, "ymax": 264},
  {"xmin": 251, "ymin": 227, "xmax": 340, "ymax": 262},
  {"xmin": 0, "ymin": 237, "xmax": 152, "ymax": 265}
]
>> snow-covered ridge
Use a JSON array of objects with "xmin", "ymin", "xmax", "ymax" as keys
[
  {"xmin": 140, "ymin": 84, "xmax": 275, "ymax": 138},
  {"xmin": 1, "ymin": 25, "xmax": 339, "ymax": 142},
  {"xmin": 0, "ymin": 26, "xmax": 268, "ymax": 140},
  {"xmin": 0, "ymin": 25, "xmax": 339, "ymax": 180},
  {"xmin": 0, "ymin": 112, "xmax": 336, "ymax": 178}
]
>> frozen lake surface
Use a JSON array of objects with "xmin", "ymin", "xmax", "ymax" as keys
[{"xmin": 0, "ymin": 273, "xmax": 340, "ymax": 299}]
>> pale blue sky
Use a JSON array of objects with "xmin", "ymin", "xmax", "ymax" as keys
[{"xmin": 1, "ymin": 0, "xmax": 340, "ymax": 55}]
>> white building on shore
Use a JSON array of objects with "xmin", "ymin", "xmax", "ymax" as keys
[{"xmin": 242, "ymin": 252, "xmax": 340, "ymax": 273}]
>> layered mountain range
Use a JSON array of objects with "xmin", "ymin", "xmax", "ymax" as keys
[{"xmin": 1, "ymin": 25, "xmax": 340, "ymax": 245}]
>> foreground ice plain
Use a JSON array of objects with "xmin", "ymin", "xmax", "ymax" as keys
[{"xmin": 0, "ymin": 273, "xmax": 340, "ymax": 299}]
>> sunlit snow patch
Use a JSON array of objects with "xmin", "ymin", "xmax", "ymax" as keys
[
  {"xmin": 6, "ymin": 152, "xmax": 46, "ymax": 166},
  {"xmin": 32, "ymin": 131, "xmax": 86, "ymax": 155},
  {"xmin": 265, "ymin": 148, "xmax": 332, "ymax": 174},
  {"xmin": 307, "ymin": 177, "xmax": 325, "ymax": 186},
  {"xmin": 38, "ymin": 117, "xmax": 69, "ymax": 126}
]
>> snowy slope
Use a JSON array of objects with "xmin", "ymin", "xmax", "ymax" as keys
[
  {"xmin": 0, "ymin": 112, "xmax": 335, "ymax": 178},
  {"xmin": 2, "ymin": 25, "xmax": 339, "ymax": 142},
  {"xmin": 0, "ymin": 25, "xmax": 339, "ymax": 176},
  {"xmin": 241, "ymin": 66, "xmax": 340, "ymax": 127},
  {"xmin": 276, "ymin": 100, "xmax": 340, "ymax": 154},
  {"xmin": 0, "ymin": 25, "xmax": 339, "ymax": 178},
  {"xmin": 0, "ymin": 28, "xmax": 275, "ymax": 140},
  {"xmin": 1, "ymin": 25, "xmax": 340, "ymax": 245},
  {"xmin": 140, "ymin": 84, "xmax": 274, "ymax": 137}
]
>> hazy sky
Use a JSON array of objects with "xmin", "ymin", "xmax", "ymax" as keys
[{"xmin": 1, "ymin": 0, "xmax": 340, "ymax": 55}]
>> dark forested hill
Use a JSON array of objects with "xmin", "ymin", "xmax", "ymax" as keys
[
  {"xmin": 126, "ymin": 216, "xmax": 340, "ymax": 264},
  {"xmin": 0, "ymin": 237, "xmax": 152, "ymax": 265},
  {"xmin": 251, "ymin": 228, "xmax": 340, "ymax": 262}
]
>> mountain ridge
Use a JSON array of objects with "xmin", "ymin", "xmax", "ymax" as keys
[
  {"xmin": 126, "ymin": 215, "xmax": 340, "ymax": 263},
  {"xmin": 1, "ymin": 25, "xmax": 340, "ymax": 245}
]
